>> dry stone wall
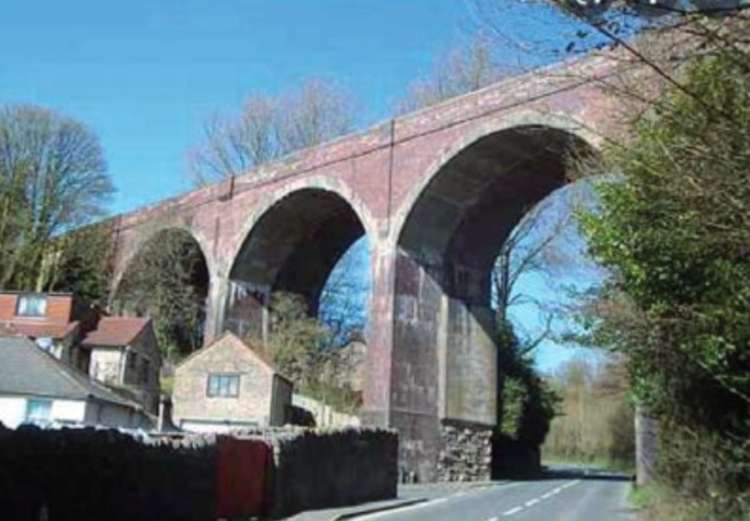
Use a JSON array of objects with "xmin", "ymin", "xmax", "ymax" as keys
[
  {"xmin": 0, "ymin": 424, "xmax": 217, "ymax": 521},
  {"xmin": 231, "ymin": 426, "xmax": 399, "ymax": 518},
  {"xmin": 0, "ymin": 423, "xmax": 398, "ymax": 521},
  {"xmin": 437, "ymin": 421, "xmax": 493, "ymax": 482}
]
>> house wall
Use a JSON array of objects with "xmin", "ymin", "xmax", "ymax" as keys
[
  {"xmin": 90, "ymin": 347, "xmax": 124, "ymax": 385},
  {"xmin": 0, "ymin": 395, "xmax": 86, "ymax": 428},
  {"xmin": 0, "ymin": 293, "xmax": 72, "ymax": 322},
  {"xmin": 84, "ymin": 401, "xmax": 152, "ymax": 429},
  {"xmin": 173, "ymin": 337, "xmax": 274, "ymax": 429},
  {"xmin": 122, "ymin": 328, "xmax": 161, "ymax": 413}
]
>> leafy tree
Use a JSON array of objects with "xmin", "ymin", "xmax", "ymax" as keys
[
  {"xmin": 496, "ymin": 319, "xmax": 558, "ymax": 446},
  {"xmin": 114, "ymin": 229, "xmax": 208, "ymax": 360},
  {"xmin": 577, "ymin": 49, "xmax": 750, "ymax": 516},
  {"xmin": 543, "ymin": 356, "xmax": 634, "ymax": 468},
  {"xmin": 0, "ymin": 104, "xmax": 114, "ymax": 295},
  {"xmin": 189, "ymin": 78, "xmax": 356, "ymax": 185},
  {"xmin": 250, "ymin": 291, "xmax": 362, "ymax": 412}
]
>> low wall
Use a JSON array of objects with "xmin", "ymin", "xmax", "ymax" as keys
[
  {"xmin": 0, "ymin": 423, "xmax": 398, "ymax": 521},
  {"xmin": 0, "ymin": 424, "xmax": 217, "ymax": 521},
  {"xmin": 233, "ymin": 426, "xmax": 399, "ymax": 519},
  {"xmin": 292, "ymin": 394, "xmax": 361, "ymax": 428},
  {"xmin": 437, "ymin": 421, "xmax": 493, "ymax": 482}
]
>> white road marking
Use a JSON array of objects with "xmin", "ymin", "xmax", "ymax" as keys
[{"xmin": 497, "ymin": 479, "xmax": 581, "ymax": 518}]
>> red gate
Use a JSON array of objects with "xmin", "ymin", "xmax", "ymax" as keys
[{"xmin": 215, "ymin": 435, "xmax": 270, "ymax": 518}]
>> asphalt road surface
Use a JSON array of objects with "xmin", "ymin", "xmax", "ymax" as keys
[{"xmin": 354, "ymin": 468, "xmax": 635, "ymax": 521}]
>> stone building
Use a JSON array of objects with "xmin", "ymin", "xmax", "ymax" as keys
[
  {"xmin": 82, "ymin": 317, "xmax": 161, "ymax": 413},
  {"xmin": 0, "ymin": 336, "xmax": 151, "ymax": 429},
  {"xmin": 172, "ymin": 332, "xmax": 292, "ymax": 432}
]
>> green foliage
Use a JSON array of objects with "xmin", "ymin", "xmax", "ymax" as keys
[
  {"xmin": 496, "ymin": 320, "xmax": 558, "ymax": 447},
  {"xmin": 45, "ymin": 224, "xmax": 114, "ymax": 303},
  {"xmin": 542, "ymin": 357, "xmax": 634, "ymax": 470},
  {"xmin": 250, "ymin": 291, "xmax": 362, "ymax": 413},
  {"xmin": 578, "ymin": 49, "xmax": 750, "ymax": 516},
  {"xmin": 0, "ymin": 104, "xmax": 114, "ymax": 296},
  {"xmin": 115, "ymin": 229, "xmax": 208, "ymax": 360}
]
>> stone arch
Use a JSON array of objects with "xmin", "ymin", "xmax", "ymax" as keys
[
  {"xmin": 223, "ymin": 181, "xmax": 375, "ymax": 341},
  {"xmin": 389, "ymin": 120, "xmax": 597, "ymax": 481},
  {"xmin": 112, "ymin": 226, "xmax": 211, "ymax": 354},
  {"xmin": 390, "ymin": 111, "xmax": 600, "ymax": 245},
  {"xmin": 111, "ymin": 222, "xmax": 215, "ymax": 303}
]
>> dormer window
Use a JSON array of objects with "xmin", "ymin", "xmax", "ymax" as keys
[{"xmin": 16, "ymin": 294, "xmax": 47, "ymax": 317}]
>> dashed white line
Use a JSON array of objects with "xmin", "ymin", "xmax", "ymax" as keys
[
  {"xmin": 502, "ymin": 506, "xmax": 523, "ymax": 516},
  {"xmin": 498, "ymin": 479, "xmax": 581, "ymax": 517}
]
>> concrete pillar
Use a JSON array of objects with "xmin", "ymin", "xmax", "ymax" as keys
[{"xmin": 635, "ymin": 405, "xmax": 660, "ymax": 486}]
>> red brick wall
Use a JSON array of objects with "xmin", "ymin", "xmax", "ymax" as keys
[{"xmin": 0, "ymin": 294, "xmax": 17, "ymax": 321}]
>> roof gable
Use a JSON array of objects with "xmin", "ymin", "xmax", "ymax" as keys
[
  {"xmin": 0, "ymin": 336, "xmax": 139, "ymax": 408},
  {"xmin": 82, "ymin": 317, "xmax": 151, "ymax": 347},
  {"xmin": 176, "ymin": 332, "xmax": 278, "ymax": 375}
]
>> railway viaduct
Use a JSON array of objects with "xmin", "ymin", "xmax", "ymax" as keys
[{"xmin": 108, "ymin": 52, "xmax": 624, "ymax": 481}]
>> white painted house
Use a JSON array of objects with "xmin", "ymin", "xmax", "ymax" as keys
[{"xmin": 0, "ymin": 335, "xmax": 152, "ymax": 429}]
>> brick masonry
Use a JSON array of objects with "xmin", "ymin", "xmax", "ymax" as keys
[{"xmin": 107, "ymin": 51, "xmax": 630, "ymax": 480}]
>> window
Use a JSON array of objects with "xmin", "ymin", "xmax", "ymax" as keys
[
  {"xmin": 207, "ymin": 374, "xmax": 240, "ymax": 398},
  {"xmin": 16, "ymin": 294, "xmax": 47, "ymax": 317},
  {"xmin": 25, "ymin": 399, "xmax": 52, "ymax": 423},
  {"xmin": 127, "ymin": 352, "xmax": 137, "ymax": 370}
]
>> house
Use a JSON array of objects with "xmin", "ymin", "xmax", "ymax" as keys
[
  {"xmin": 0, "ymin": 290, "xmax": 162, "ymax": 414},
  {"xmin": 172, "ymin": 332, "xmax": 292, "ymax": 432},
  {"xmin": 81, "ymin": 317, "xmax": 161, "ymax": 413},
  {"xmin": 0, "ymin": 291, "xmax": 88, "ymax": 370},
  {"xmin": 0, "ymin": 335, "xmax": 151, "ymax": 429}
]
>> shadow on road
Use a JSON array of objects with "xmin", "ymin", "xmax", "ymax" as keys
[{"xmin": 536, "ymin": 466, "xmax": 634, "ymax": 482}]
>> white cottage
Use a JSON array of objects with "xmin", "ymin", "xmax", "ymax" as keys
[{"xmin": 0, "ymin": 335, "xmax": 151, "ymax": 429}]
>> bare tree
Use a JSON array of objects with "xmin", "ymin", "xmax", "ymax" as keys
[
  {"xmin": 277, "ymin": 78, "xmax": 356, "ymax": 153},
  {"xmin": 494, "ymin": 182, "xmax": 603, "ymax": 353},
  {"xmin": 0, "ymin": 104, "xmax": 114, "ymax": 292},
  {"xmin": 188, "ymin": 96, "xmax": 279, "ymax": 186},
  {"xmin": 188, "ymin": 78, "xmax": 356, "ymax": 186},
  {"xmin": 396, "ymin": 37, "xmax": 511, "ymax": 113}
]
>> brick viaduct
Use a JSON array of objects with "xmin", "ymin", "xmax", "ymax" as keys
[{"xmin": 109, "ymin": 52, "xmax": 622, "ymax": 480}]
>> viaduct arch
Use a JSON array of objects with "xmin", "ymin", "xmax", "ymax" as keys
[{"xmin": 108, "ymin": 52, "xmax": 619, "ymax": 480}]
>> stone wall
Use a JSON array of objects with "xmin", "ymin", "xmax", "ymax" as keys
[
  {"xmin": 437, "ymin": 421, "xmax": 493, "ymax": 482},
  {"xmin": 231, "ymin": 426, "xmax": 398, "ymax": 519},
  {"xmin": 0, "ymin": 424, "xmax": 216, "ymax": 521},
  {"xmin": 0, "ymin": 423, "xmax": 398, "ymax": 520}
]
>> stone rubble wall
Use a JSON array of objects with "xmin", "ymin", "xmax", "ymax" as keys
[
  {"xmin": 0, "ymin": 423, "xmax": 398, "ymax": 521},
  {"xmin": 0, "ymin": 424, "xmax": 217, "ymax": 521},
  {"xmin": 292, "ymin": 393, "xmax": 361, "ymax": 428},
  {"xmin": 437, "ymin": 421, "xmax": 493, "ymax": 482},
  {"xmin": 230, "ymin": 426, "xmax": 399, "ymax": 519}
]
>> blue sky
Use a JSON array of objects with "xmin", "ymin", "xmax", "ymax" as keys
[
  {"xmin": 0, "ymin": 1, "xmax": 601, "ymax": 370},
  {"xmin": 0, "ymin": 1, "xmax": 583, "ymax": 214}
]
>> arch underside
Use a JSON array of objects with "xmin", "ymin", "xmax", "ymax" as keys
[
  {"xmin": 113, "ymin": 227, "xmax": 210, "ymax": 351},
  {"xmin": 392, "ymin": 125, "xmax": 592, "ymax": 480},
  {"xmin": 225, "ymin": 189, "xmax": 366, "ymax": 338}
]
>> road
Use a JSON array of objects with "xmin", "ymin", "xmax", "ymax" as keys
[{"xmin": 353, "ymin": 468, "xmax": 635, "ymax": 521}]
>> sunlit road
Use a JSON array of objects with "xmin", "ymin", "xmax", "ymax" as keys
[{"xmin": 353, "ymin": 468, "xmax": 635, "ymax": 521}]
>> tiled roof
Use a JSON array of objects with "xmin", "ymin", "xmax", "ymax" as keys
[
  {"xmin": 0, "ymin": 321, "xmax": 79, "ymax": 340},
  {"xmin": 82, "ymin": 317, "xmax": 151, "ymax": 347},
  {"xmin": 0, "ymin": 336, "xmax": 140, "ymax": 408}
]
